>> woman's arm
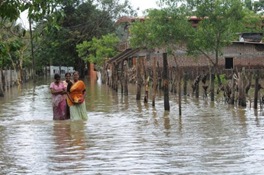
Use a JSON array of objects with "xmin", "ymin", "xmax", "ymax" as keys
[
  {"xmin": 50, "ymin": 82, "xmax": 66, "ymax": 95},
  {"xmin": 66, "ymin": 92, "xmax": 75, "ymax": 103},
  {"xmin": 50, "ymin": 88, "xmax": 66, "ymax": 95}
]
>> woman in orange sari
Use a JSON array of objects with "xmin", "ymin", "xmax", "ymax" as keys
[{"xmin": 67, "ymin": 71, "xmax": 88, "ymax": 120}]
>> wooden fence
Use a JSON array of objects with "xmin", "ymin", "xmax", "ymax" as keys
[{"xmin": 0, "ymin": 68, "xmax": 33, "ymax": 96}]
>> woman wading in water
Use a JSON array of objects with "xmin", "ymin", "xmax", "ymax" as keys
[
  {"xmin": 50, "ymin": 73, "xmax": 67, "ymax": 120},
  {"xmin": 67, "ymin": 71, "xmax": 88, "ymax": 120}
]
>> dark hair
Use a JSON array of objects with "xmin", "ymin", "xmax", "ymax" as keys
[
  {"xmin": 73, "ymin": 71, "xmax": 79, "ymax": 76},
  {"xmin": 65, "ymin": 72, "xmax": 71, "ymax": 77},
  {"xmin": 54, "ymin": 73, "xmax": 61, "ymax": 80},
  {"xmin": 67, "ymin": 81, "xmax": 73, "ymax": 92}
]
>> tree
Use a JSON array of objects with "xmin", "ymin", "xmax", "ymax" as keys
[
  {"xmin": 33, "ymin": 0, "xmax": 135, "ymax": 78},
  {"xmin": 130, "ymin": 7, "xmax": 192, "ymax": 51},
  {"xmin": 0, "ymin": 0, "xmax": 21, "ymax": 20},
  {"xmin": 129, "ymin": 6, "xmax": 192, "ymax": 111},
  {"xmin": 242, "ymin": 9, "xmax": 263, "ymax": 32},
  {"xmin": 253, "ymin": 0, "xmax": 264, "ymax": 14},
  {"xmin": 0, "ymin": 19, "xmax": 30, "ymax": 88},
  {"xmin": 185, "ymin": 0, "xmax": 263, "ymax": 102},
  {"xmin": 0, "ymin": 0, "xmax": 71, "ymax": 80},
  {"xmin": 129, "ymin": 0, "xmax": 262, "ymax": 109},
  {"xmin": 76, "ymin": 33, "xmax": 120, "ymax": 67}
]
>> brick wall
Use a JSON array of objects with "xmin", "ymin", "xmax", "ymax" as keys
[{"xmin": 144, "ymin": 42, "xmax": 264, "ymax": 69}]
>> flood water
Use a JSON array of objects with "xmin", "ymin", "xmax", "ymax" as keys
[{"xmin": 0, "ymin": 77, "xmax": 264, "ymax": 175}]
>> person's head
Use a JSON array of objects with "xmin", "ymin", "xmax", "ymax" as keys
[
  {"xmin": 54, "ymin": 73, "xmax": 61, "ymax": 83},
  {"xmin": 73, "ymin": 71, "xmax": 79, "ymax": 82},
  {"xmin": 65, "ymin": 72, "xmax": 71, "ymax": 82}
]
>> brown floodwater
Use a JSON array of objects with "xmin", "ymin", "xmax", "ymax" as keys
[{"xmin": 0, "ymin": 77, "xmax": 264, "ymax": 175}]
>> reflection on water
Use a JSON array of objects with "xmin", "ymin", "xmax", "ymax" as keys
[
  {"xmin": 0, "ymin": 78, "xmax": 264, "ymax": 175},
  {"xmin": 50, "ymin": 121, "xmax": 88, "ymax": 174}
]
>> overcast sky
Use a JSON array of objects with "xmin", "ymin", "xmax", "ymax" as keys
[{"xmin": 129, "ymin": 0, "xmax": 160, "ymax": 16}]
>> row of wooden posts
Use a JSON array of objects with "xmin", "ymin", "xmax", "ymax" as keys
[
  {"xmin": 0, "ymin": 68, "xmax": 33, "ymax": 97},
  {"xmin": 101, "ymin": 53, "xmax": 263, "ymax": 115}
]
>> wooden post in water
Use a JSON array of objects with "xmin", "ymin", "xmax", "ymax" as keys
[
  {"xmin": 120, "ymin": 61, "xmax": 124, "ymax": 94},
  {"xmin": 163, "ymin": 53, "xmax": 170, "ymax": 111},
  {"xmin": 210, "ymin": 67, "xmax": 215, "ymax": 101},
  {"xmin": 183, "ymin": 71, "xmax": 188, "ymax": 96},
  {"xmin": 192, "ymin": 74, "xmax": 200, "ymax": 98},
  {"xmin": 171, "ymin": 69, "xmax": 177, "ymax": 94},
  {"xmin": 230, "ymin": 71, "xmax": 235, "ymax": 105},
  {"xmin": 112, "ymin": 62, "xmax": 118, "ymax": 92},
  {"xmin": 195, "ymin": 77, "xmax": 200, "ymax": 98},
  {"xmin": 136, "ymin": 56, "xmax": 142, "ymax": 100},
  {"xmin": 254, "ymin": 69, "xmax": 259, "ymax": 109},
  {"xmin": 111, "ymin": 63, "xmax": 115, "ymax": 89},
  {"xmin": 157, "ymin": 61, "xmax": 162, "ymax": 89},
  {"xmin": 144, "ymin": 76, "xmax": 149, "ymax": 103},
  {"xmin": 238, "ymin": 69, "xmax": 247, "ymax": 107},
  {"xmin": 143, "ymin": 55, "xmax": 148, "ymax": 103},
  {"xmin": 0, "ymin": 69, "xmax": 4, "ymax": 97},
  {"xmin": 1, "ymin": 69, "xmax": 5, "ymax": 92},
  {"xmin": 9, "ymin": 67, "xmax": 11, "ymax": 89},
  {"xmin": 124, "ymin": 60, "xmax": 129, "ymax": 96},
  {"xmin": 178, "ymin": 69, "xmax": 182, "ymax": 116},
  {"xmin": 152, "ymin": 56, "xmax": 157, "ymax": 107}
]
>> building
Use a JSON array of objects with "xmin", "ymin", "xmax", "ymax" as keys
[
  {"xmin": 48, "ymin": 66, "xmax": 74, "ymax": 76},
  {"xmin": 108, "ymin": 16, "xmax": 264, "ymax": 71}
]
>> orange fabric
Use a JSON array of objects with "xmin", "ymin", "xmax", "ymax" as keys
[{"xmin": 67, "ymin": 80, "xmax": 86, "ymax": 106}]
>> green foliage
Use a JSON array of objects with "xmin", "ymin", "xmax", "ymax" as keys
[
  {"xmin": 253, "ymin": 0, "xmax": 264, "ymax": 14},
  {"xmin": 130, "ymin": 7, "xmax": 192, "ymax": 51},
  {"xmin": 129, "ymin": 20, "xmax": 152, "ymax": 49},
  {"xmin": 0, "ymin": 0, "xmax": 21, "ymax": 20},
  {"xmin": 244, "ymin": 0, "xmax": 253, "ymax": 11},
  {"xmin": 130, "ymin": 0, "xmax": 261, "ymax": 71},
  {"xmin": 33, "ymin": 0, "xmax": 134, "ymax": 74},
  {"xmin": 185, "ymin": 0, "xmax": 251, "ymax": 66},
  {"xmin": 77, "ymin": 33, "xmax": 120, "ymax": 66},
  {"xmin": 242, "ymin": 9, "xmax": 263, "ymax": 32},
  {"xmin": 0, "ymin": 0, "xmax": 135, "ymax": 75},
  {"xmin": 0, "ymin": 20, "xmax": 29, "ymax": 69}
]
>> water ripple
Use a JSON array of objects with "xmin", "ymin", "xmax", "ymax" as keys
[{"xmin": 0, "ymin": 79, "xmax": 264, "ymax": 174}]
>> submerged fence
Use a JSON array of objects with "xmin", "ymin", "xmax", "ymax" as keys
[{"xmin": 0, "ymin": 68, "xmax": 33, "ymax": 96}]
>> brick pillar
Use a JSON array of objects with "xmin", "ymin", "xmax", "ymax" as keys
[{"xmin": 89, "ymin": 63, "xmax": 97, "ymax": 79}]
